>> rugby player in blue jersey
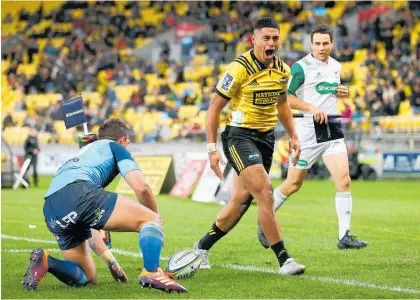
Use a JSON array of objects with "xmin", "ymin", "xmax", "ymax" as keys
[{"xmin": 23, "ymin": 119, "xmax": 187, "ymax": 293}]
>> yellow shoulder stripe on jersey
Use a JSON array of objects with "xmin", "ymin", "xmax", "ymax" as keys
[
  {"xmin": 279, "ymin": 59, "xmax": 285, "ymax": 73},
  {"xmin": 234, "ymin": 56, "xmax": 256, "ymax": 76},
  {"xmin": 238, "ymin": 56, "xmax": 256, "ymax": 74},
  {"xmin": 234, "ymin": 59, "xmax": 251, "ymax": 75},
  {"xmin": 273, "ymin": 57, "xmax": 278, "ymax": 69},
  {"xmin": 273, "ymin": 57, "xmax": 285, "ymax": 73}
]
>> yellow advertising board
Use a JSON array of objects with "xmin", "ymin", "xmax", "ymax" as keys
[{"xmin": 116, "ymin": 156, "xmax": 174, "ymax": 195}]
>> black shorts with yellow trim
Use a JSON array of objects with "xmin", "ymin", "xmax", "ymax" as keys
[{"xmin": 221, "ymin": 126, "xmax": 275, "ymax": 175}]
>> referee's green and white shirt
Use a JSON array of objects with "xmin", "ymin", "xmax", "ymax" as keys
[{"xmin": 288, "ymin": 53, "xmax": 342, "ymax": 145}]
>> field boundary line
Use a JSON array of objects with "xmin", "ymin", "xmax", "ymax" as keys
[{"xmin": 2, "ymin": 235, "xmax": 419, "ymax": 295}]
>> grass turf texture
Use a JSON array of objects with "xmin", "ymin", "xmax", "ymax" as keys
[{"xmin": 2, "ymin": 177, "xmax": 419, "ymax": 298}]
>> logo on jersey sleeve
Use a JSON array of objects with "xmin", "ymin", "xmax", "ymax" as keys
[
  {"xmin": 315, "ymin": 82, "xmax": 338, "ymax": 95},
  {"xmin": 220, "ymin": 73, "xmax": 235, "ymax": 92}
]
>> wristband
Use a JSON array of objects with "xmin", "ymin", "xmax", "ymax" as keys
[
  {"xmin": 100, "ymin": 249, "xmax": 116, "ymax": 266},
  {"xmin": 207, "ymin": 143, "xmax": 217, "ymax": 153}
]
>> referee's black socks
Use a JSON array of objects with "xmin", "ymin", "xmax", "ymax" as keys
[
  {"xmin": 271, "ymin": 240, "xmax": 290, "ymax": 266},
  {"xmin": 198, "ymin": 222, "xmax": 227, "ymax": 250}
]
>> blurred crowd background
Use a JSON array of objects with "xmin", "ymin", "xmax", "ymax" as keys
[{"xmin": 2, "ymin": 0, "xmax": 419, "ymax": 145}]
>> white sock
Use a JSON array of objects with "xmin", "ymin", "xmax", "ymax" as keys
[
  {"xmin": 273, "ymin": 188, "xmax": 288, "ymax": 211},
  {"xmin": 335, "ymin": 192, "xmax": 352, "ymax": 239}
]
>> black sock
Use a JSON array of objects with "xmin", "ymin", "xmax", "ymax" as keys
[
  {"xmin": 198, "ymin": 222, "xmax": 227, "ymax": 250},
  {"xmin": 271, "ymin": 240, "xmax": 290, "ymax": 267}
]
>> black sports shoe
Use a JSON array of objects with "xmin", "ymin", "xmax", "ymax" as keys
[
  {"xmin": 258, "ymin": 224, "xmax": 270, "ymax": 249},
  {"xmin": 337, "ymin": 230, "xmax": 368, "ymax": 249}
]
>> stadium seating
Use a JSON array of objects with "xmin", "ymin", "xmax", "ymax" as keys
[{"xmin": 1, "ymin": 1, "xmax": 419, "ymax": 144}]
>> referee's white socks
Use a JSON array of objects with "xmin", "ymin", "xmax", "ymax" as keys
[
  {"xmin": 336, "ymin": 192, "xmax": 352, "ymax": 239},
  {"xmin": 273, "ymin": 188, "xmax": 288, "ymax": 211},
  {"xmin": 273, "ymin": 188, "xmax": 353, "ymax": 240}
]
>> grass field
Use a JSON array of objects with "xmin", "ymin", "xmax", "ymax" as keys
[{"xmin": 2, "ymin": 177, "xmax": 420, "ymax": 299}]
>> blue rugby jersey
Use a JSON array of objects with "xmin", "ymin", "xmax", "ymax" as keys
[{"xmin": 45, "ymin": 139, "xmax": 139, "ymax": 197}]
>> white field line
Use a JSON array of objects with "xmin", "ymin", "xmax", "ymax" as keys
[
  {"xmin": 222, "ymin": 263, "xmax": 420, "ymax": 294},
  {"xmin": 2, "ymin": 234, "xmax": 419, "ymax": 294}
]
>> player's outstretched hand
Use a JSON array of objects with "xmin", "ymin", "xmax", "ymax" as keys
[
  {"xmin": 289, "ymin": 137, "xmax": 301, "ymax": 166},
  {"xmin": 336, "ymin": 84, "xmax": 349, "ymax": 98},
  {"xmin": 310, "ymin": 106, "xmax": 328, "ymax": 124},
  {"xmin": 209, "ymin": 151, "xmax": 225, "ymax": 180},
  {"xmin": 109, "ymin": 260, "xmax": 128, "ymax": 282}
]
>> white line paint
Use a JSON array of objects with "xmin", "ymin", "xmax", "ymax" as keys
[
  {"xmin": 1, "ymin": 235, "xmax": 56, "ymax": 244},
  {"xmin": 111, "ymin": 248, "xmax": 170, "ymax": 261},
  {"xmin": 221, "ymin": 263, "xmax": 420, "ymax": 294},
  {"xmin": 303, "ymin": 275, "xmax": 420, "ymax": 294},
  {"xmin": 0, "ymin": 235, "xmax": 169, "ymax": 259},
  {"xmin": 4, "ymin": 248, "xmax": 59, "ymax": 253},
  {"xmin": 2, "ymin": 235, "xmax": 419, "ymax": 294}
]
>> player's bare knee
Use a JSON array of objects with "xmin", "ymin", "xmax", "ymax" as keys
[
  {"xmin": 255, "ymin": 186, "xmax": 274, "ymax": 208},
  {"xmin": 337, "ymin": 174, "xmax": 351, "ymax": 192},
  {"xmin": 136, "ymin": 212, "xmax": 161, "ymax": 232},
  {"xmin": 258, "ymin": 201, "xmax": 275, "ymax": 218}
]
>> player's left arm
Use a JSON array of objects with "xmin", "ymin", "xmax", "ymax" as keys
[
  {"xmin": 277, "ymin": 93, "xmax": 301, "ymax": 165},
  {"xmin": 110, "ymin": 142, "xmax": 159, "ymax": 213},
  {"xmin": 124, "ymin": 170, "xmax": 159, "ymax": 214}
]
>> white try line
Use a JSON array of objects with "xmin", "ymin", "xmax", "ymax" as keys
[{"xmin": 2, "ymin": 234, "xmax": 419, "ymax": 295}]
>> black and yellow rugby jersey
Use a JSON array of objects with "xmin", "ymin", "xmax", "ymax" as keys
[{"xmin": 215, "ymin": 49, "xmax": 291, "ymax": 132}]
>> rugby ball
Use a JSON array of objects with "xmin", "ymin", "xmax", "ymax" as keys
[{"xmin": 165, "ymin": 249, "xmax": 202, "ymax": 279}]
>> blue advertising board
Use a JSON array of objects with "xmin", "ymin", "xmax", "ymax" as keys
[
  {"xmin": 60, "ymin": 96, "xmax": 87, "ymax": 129},
  {"xmin": 382, "ymin": 152, "xmax": 420, "ymax": 174}
]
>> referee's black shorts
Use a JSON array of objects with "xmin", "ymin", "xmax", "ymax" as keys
[{"xmin": 221, "ymin": 126, "xmax": 275, "ymax": 175}]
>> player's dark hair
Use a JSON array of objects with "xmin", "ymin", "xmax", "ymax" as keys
[
  {"xmin": 253, "ymin": 17, "xmax": 279, "ymax": 31},
  {"xmin": 311, "ymin": 24, "xmax": 333, "ymax": 42},
  {"xmin": 98, "ymin": 118, "xmax": 130, "ymax": 141}
]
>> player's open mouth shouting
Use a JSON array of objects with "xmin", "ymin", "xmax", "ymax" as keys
[{"xmin": 264, "ymin": 48, "xmax": 275, "ymax": 59}]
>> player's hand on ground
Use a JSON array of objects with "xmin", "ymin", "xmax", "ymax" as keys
[
  {"xmin": 109, "ymin": 260, "xmax": 128, "ymax": 282},
  {"xmin": 289, "ymin": 137, "xmax": 301, "ymax": 166},
  {"xmin": 309, "ymin": 106, "xmax": 328, "ymax": 124},
  {"xmin": 209, "ymin": 151, "xmax": 225, "ymax": 180},
  {"xmin": 336, "ymin": 84, "xmax": 349, "ymax": 98}
]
